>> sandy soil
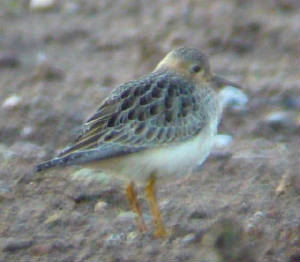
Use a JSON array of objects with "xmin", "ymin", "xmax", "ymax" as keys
[{"xmin": 0, "ymin": 0, "xmax": 299, "ymax": 261}]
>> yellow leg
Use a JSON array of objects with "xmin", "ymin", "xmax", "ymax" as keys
[
  {"xmin": 126, "ymin": 181, "xmax": 148, "ymax": 232},
  {"xmin": 145, "ymin": 173, "xmax": 168, "ymax": 238}
]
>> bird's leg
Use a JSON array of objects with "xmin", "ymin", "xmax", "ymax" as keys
[
  {"xmin": 126, "ymin": 181, "xmax": 148, "ymax": 232},
  {"xmin": 145, "ymin": 173, "xmax": 168, "ymax": 238}
]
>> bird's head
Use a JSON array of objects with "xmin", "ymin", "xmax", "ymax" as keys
[{"xmin": 154, "ymin": 47, "xmax": 242, "ymax": 90}]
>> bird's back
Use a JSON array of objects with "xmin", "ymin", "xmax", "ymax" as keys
[{"xmin": 35, "ymin": 70, "xmax": 220, "ymax": 174}]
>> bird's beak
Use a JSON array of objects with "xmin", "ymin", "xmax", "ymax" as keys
[{"xmin": 211, "ymin": 74, "xmax": 243, "ymax": 89}]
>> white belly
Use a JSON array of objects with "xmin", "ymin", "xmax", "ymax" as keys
[{"xmin": 96, "ymin": 119, "xmax": 218, "ymax": 185}]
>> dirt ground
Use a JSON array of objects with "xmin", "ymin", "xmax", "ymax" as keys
[{"xmin": 0, "ymin": 0, "xmax": 299, "ymax": 261}]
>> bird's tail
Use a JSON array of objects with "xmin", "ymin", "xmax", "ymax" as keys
[
  {"xmin": 34, "ymin": 157, "xmax": 68, "ymax": 172},
  {"xmin": 34, "ymin": 149, "xmax": 100, "ymax": 173},
  {"xmin": 34, "ymin": 145, "xmax": 144, "ymax": 173}
]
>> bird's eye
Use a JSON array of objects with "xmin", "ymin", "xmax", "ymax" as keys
[{"xmin": 192, "ymin": 65, "xmax": 202, "ymax": 73}]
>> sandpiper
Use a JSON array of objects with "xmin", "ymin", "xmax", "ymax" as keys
[{"xmin": 35, "ymin": 47, "xmax": 242, "ymax": 237}]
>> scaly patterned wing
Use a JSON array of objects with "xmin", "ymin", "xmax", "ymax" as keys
[{"xmin": 58, "ymin": 71, "xmax": 211, "ymax": 160}]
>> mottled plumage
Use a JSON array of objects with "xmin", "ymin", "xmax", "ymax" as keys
[
  {"xmin": 36, "ymin": 70, "xmax": 218, "ymax": 173},
  {"xmin": 35, "ymin": 47, "xmax": 242, "ymax": 237}
]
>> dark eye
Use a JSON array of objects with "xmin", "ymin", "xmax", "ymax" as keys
[{"xmin": 192, "ymin": 65, "xmax": 201, "ymax": 73}]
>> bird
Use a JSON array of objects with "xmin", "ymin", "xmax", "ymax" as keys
[{"xmin": 35, "ymin": 47, "xmax": 242, "ymax": 238}]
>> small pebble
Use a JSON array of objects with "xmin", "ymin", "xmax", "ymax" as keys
[
  {"xmin": 180, "ymin": 233, "xmax": 196, "ymax": 247},
  {"xmin": 71, "ymin": 168, "xmax": 112, "ymax": 184},
  {"xmin": 36, "ymin": 52, "xmax": 47, "ymax": 64},
  {"xmin": 219, "ymin": 86, "xmax": 248, "ymax": 111},
  {"xmin": 246, "ymin": 211, "xmax": 265, "ymax": 230},
  {"xmin": 115, "ymin": 211, "xmax": 136, "ymax": 225},
  {"xmin": 30, "ymin": 0, "xmax": 57, "ymax": 11},
  {"xmin": 2, "ymin": 95, "xmax": 22, "ymax": 110},
  {"xmin": 44, "ymin": 212, "xmax": 64, "ymax": 226},
  {"xmin": 94, "ymin": 201, "xmax": 108, "ymax": 213},
  {"xmin": 214, "ymin": 134, "xmax": 233, "ymax": 148},
  {"xmin": 264, "ymin": 111, "xmax": 294, "ymax": 129},
  {"xmin": 105, "ymin": 233, "xmax": 126, "ymax": 248},
  {"xmin": 20, "ymin": 126, "xmax": 35, "ymax": 138},
  {"xmin": 276, "ymin": 172, "xmax": 290, "ymax": 196},
  {"xmin": 127, "ymin": 231, "xmax": 138, "ymax": 242}
]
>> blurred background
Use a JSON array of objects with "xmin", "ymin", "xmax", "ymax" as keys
[{"xmin": 0, "ymin": 0, "xmax": 299, "ymax": 261}]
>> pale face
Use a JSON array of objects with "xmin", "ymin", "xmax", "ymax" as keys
[
  {"xmin": 155, "ymin": 47, "xmax": 242, "ymax": 90},
  {"xmin": 154, "ymin": 48, "xmax": 212, "ymax": 84}
]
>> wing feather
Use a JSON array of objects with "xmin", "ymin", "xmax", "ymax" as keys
[{"xmin": 58, "ymin": 71, "xmax": 213, "ymax": 161}]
